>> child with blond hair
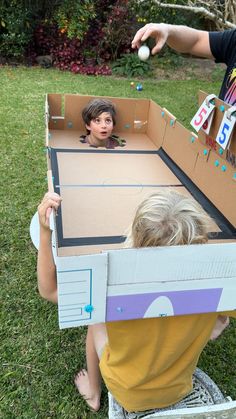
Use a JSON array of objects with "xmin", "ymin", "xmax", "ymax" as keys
[{"xmin": 37, "ymin": 189, "xmax": 235, "ymax": 414}]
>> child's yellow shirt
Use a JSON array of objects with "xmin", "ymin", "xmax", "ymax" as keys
[{"xmin": 99, "ymin": 311, "xmax": 235, "ymax": 412}]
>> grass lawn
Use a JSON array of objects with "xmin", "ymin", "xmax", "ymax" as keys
[{"xmin": 0, "ymin": 65, "xmax": 235, "ymax": 419}]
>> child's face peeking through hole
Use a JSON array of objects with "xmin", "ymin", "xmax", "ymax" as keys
[{"xmin": 86, "ymin": 112, "xmax": 114, "ymax": 145}]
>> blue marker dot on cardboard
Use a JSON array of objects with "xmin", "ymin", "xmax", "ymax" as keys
[
  {"xmin": 221, "ymin": 165, "xmax": 226, "ymax": 172},
  {"xmin": 233, "ymin": 173, "xmax": 236, "ymax": 180},
  {"xmin": 191, "ymin": 136, "xmax": 195, "ymax": 143},
  {"xmin": 203, "ymin": 149, "xmax": 208, "ymax": 156},
  {"xmin": 161, "ymin": 111, "xmax": 165, "ymax": 117},
  {"xmin": 219, "ymin": 148, "xmax": 224, "ymax": 155},
  {"xmin": 67, "ymin": 121, "xmax": 73, "ymax": 128},
  {"xmin": 116, "ymin": 307, "xmax": 123, "ymax": 312},
  {"xmin": 124, "ymin": 124, "xmax": 131, "ymax": 129},
  {"xmin": 170, "ymin": 119, "xmax": 174, "ymax": 127},
  {"xmin": 220, "ymin": 105, "xmax": 225, "ymax": 112},
  {"xmin": 84, "ymin": 304, "xmax": 94, "ymax": 313},
  {"xmin": 214, "ymin": 160, "xmax": 219, "ymax": 167}
]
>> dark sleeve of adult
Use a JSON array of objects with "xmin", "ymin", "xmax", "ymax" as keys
[{"xmin": 209, "ymin": 29, "xmax": 236, "ymax": 65}]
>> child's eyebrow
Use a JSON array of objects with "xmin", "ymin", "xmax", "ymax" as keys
[{"xmin": 94, "ymin": 115, "xmax": 112, "ymax": 119}]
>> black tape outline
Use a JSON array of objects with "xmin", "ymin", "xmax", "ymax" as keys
[{"xmin": 49, "ymin": 147, "xmax": 236, "ymax": 248}]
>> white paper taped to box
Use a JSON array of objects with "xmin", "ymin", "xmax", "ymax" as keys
[
  {"xmin": 55, "ymin": 242, "xmax": 236, "ymax": 329},
  {"xmin": 30, "ymin": 216, "xmax": 236, "ymax": 329}
]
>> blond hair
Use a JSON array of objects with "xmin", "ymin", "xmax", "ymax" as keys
[{"xmin": 125, "ymin": 189, "xmax": 211, "ymax": 248}]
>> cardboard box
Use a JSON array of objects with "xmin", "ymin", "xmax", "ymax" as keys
[{"xmin": 43, "ymin": 93, "xmax": 236, "ymax": 328}]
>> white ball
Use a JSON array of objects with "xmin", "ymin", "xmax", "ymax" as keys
[{"xmin": 138, "ymin": 45, "xmax": 150, "ymax": 61}]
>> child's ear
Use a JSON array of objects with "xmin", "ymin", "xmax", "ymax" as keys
[{"xmin": 85, "ymin": 124, "xmax": 91, "ymax": 132}]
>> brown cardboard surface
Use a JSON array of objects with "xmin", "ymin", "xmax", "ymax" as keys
[
  {"xmin": 46, "ymin": 93, "xmax": 236, "ymax": 257},
  {"xmin": 192, "ymin": 149, "xmax": 236, "ymax": 225},
  {"xmin": 60, "ymin": 186, "xmax": 165, "ymax": 238},
  {"xmin": 190, "ymin": 91, "xmax": 236, "ymax": 225},
  {"xmin": 56, "ymin": 153, "xmax": 182, "ymax": 186},
  {"xmin": 156, "ymin": 91, "xmax": 236, "ymax": 227},
  {"xmin": 48, "ymin": 93, "xmax": 62, "ymax": 117},
  {"xmin": 59, "ymin": 184, "xmax": 220, "ymax": 239},
  {"xmin": 146, "ymin": 100, "xmax": 166, "ymax": 148},
  {"xmin": 57, "ymin": 242, "xmax": 122, "ymax": 257},
  {"xmin": 162, "ymin": 119, "xmax": 198, "ymax": 177},
  {"xmin": 57, "ymin": 185, "xmax": 219, "ymax": 256},
  {"xmin": 48, "ymin": 93, "xmax": 64, "ymax": 130},
  {"xmin": 59, "ymin": 94, "xmax": 150, "ymax": 133},
  {"xmin": 49, "ymin": 130, "xmax": 157, "ymax": 150},
  {"xmin": 56, "ymin": 237, "xmax": 233, "ymax": 256}
]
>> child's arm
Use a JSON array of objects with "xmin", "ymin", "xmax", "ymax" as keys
[
  {"xmin": 37, "ymin": 192, "xmax": 62, "ymax": 303},
  {"xmin": 210, "ymin": 315, "xmax": 229, "ymax": 340}
]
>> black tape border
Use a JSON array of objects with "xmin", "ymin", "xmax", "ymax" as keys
[
  {"xmin": 158, "ymin": 148, "xmax": 236, "ymax": 240},
  {"xmin": 49, "ymin": 147, "xmax": 236, "ymax": 248}
]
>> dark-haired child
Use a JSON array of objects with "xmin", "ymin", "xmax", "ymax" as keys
[{"xmin": 80, "ymin": 98, "xmax": 125, "ymax": 149}]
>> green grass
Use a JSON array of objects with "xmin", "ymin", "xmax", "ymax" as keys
[{"xmin": 0, "ymin": 66, "xmax": 235, "ymax": 418}]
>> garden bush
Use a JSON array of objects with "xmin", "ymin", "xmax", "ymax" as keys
[
  {"xmin": 112, "ymin": 53, "xmax": 152, "ymax": 78},
  {"xmin": 55, "ymin": 0, "xmax": 96, "ymax": 39},
  {"xmin": 0, "ymin": 0, "xmax": 206, "ymax": 71},
  {"xmin": 32, "ymin": 0, "xmax": 136, "ymax": 75},
  {"xmin": 0, "ymin": 0, "xmax": 60, "ymax": 61},
  {"xmin": 0, "ymin": 1, "xmax": 33, "ymax": 60}
]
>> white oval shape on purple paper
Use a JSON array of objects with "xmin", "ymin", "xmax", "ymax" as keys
[{"xmin": 144, "ymin": 296, "xmax": 174, "ymax": 318}]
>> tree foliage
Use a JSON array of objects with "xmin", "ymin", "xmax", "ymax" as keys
[{"xmin": 137, "ymin": 0, "xmax": 236, "ymax": 30}]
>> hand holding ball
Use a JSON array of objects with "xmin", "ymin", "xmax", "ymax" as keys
[{"xmin": 138, "ymin": 45, "xmax": 150, "ymax": 61}]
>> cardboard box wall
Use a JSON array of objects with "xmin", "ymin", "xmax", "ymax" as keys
[{"xmin": 44, "ymin": 92, "xmax": 236, "ymax": 328}]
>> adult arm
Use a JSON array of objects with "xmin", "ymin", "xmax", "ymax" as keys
[
  {"xmin": 132, "ymin": 23, "xmax": 213, "ymax": 59},
  {"xmin": 37, "ymin": 192, "xmax": 62, "ymax": 303}
]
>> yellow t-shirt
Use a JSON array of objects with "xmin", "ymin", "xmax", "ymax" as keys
[{"xmin": 99, "ymin": 311, "xmax": 236, "ymax": 412}]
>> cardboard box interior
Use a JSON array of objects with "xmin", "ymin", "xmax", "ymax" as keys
[{"xmin": 46, "ymin": 93, "xmax": 236, "ymax": 257}]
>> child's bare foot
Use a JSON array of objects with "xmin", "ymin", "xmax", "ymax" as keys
[{"xmin": 74, "ymin": 369, "xmax": 101, "ymax": 412}]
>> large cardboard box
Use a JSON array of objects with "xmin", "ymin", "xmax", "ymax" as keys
[{"xmin": 42, "ymin": 92, "xmax": 236, "ymax": 328}]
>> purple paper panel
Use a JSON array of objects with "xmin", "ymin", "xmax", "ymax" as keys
[{"xmin": 106, "ymin": 288, "xmax": 222, "ymax": 322}]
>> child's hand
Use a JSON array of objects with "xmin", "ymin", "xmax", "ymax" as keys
[{"xmin": 38, "ymin": 192, "xmax": 62, "ymax": 230}]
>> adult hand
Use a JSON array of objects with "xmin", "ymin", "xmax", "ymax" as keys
[
  {"xmin": 132, "ymin": 23, "xmax": 169, "ymax": 55},
  {"xmin": 38, "ymin": 192, "xmax": 62, "ymax": 230}
]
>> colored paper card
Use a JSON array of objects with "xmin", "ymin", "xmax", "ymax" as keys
[
  {"xmin": 201, "ymin": 109, "xmax": 215, "ymax": 135},
  {"xmin": 190, "ymin": 94, "xmax": 216, "ymax": 132},
  {"xmin": 215, "ymin": 106, "xmax": 236, "ymax": 150},
  {"xmin": 56, "ymin": 253, "xmax": 108, "ymax": 328}
]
